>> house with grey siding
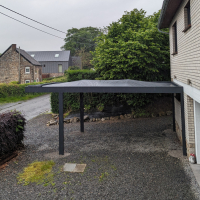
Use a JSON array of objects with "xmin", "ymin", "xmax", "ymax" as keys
[
  {"xmin": 27, "ymin": 51, "xmax": 72, "ymax": 77},
  {"xmin": 159, "ymin": 0, "xmax": 200, "ymax": 162}
]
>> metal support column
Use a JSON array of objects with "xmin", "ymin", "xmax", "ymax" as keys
[
  {"xmin": 180, "ymin": 92, "xmax": 187, "ymax": 156},
  {"xmin": 172, "ymin": 93, "xmax": 175, "ymax": 132},
  {"xmin": 80, "ymin": 93, "xmax": 84, "ymax": 132},
  {"xmin": 59, "ymin": 92, "xmax": 64, "ymax": 155}
]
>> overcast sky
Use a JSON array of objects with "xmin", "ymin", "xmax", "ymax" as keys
[{"xmin": 0, "ymin": 0, "xmax": 163, "ymax": 53}]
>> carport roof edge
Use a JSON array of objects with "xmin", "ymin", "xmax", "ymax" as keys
[{"xmin": 25, "ymin": 79, "xmax": 183, "ymax": 94}]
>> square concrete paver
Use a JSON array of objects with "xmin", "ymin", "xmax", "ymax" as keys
[
  {"xmin": 73, "ymin": 164, "xmax": 87, "ymax": 172},
  {"xmin": 63, "ymin": 163, "xmax": 86, "ymax": 172}
]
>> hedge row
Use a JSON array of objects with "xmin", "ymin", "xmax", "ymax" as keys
[
  {"xmin": 51, "ymin": 69, "xmax": 155, "ymax": 113},
  {"xmin": 64, "ymin": 69, "xmax": 98, "ymax": 82},
  {"xmin": 0, "ymin": 111, "xmax": 26, "ymax": 156},
  {"xmin": 0, "ymin": 76, "xmax": 68, "ymax": 99}
]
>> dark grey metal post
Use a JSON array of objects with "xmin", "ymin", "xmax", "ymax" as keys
[
  {"xmin": 172, "ymin": 94, "xmax": 175, "ymax": 132},
  {"xmin": 180, "ymin": 92, "xmax": 187, "ymax": 156},
  {"xmin": 59, "ymin": 92, "xmax": 64, "ymax": 155},
  {"xmin": 80, "ymin": 93, "xmax": 84, "ymax": 132}
]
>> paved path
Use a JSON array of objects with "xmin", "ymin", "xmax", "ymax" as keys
[{"xmin": 0, "ymin": 94, "xmax": 51, "ymax": 120}]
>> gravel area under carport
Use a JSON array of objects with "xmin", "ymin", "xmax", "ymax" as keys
[{"xmin": 0, "ymin": 114, "xmax": 200, "ymax": 200}]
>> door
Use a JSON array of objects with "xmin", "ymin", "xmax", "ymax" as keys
[
  {"xmin": 58, "ymin": 64, "xmax": 62, "ymax": 73},
  {"xmin": 194, "ymin": 101, "xmax": 200, "ymax": 164}
]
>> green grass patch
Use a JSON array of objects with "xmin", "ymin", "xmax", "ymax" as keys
[
  {"xmin": 17, "ymin": 160, "xmax": 55, "ymax": 186},
  {"xmin": 0, "ymin": 93, "xmax": 46, "ymax": 104}
]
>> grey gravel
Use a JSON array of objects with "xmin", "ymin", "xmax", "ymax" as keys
[{"xmin": 0, "ymin": 114, "xmax": 200, "ymax": 200}]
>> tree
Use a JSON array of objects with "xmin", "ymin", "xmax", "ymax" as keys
[
  {"xmin": 91, "ymin": 9, "xmax": 170, "ymax": 82},
  {"xmin": 61, "ymin": 27, "xmax": 102, "ymax": 56},
  {"xmin": 74, "ymin": 47, "xmax": 93, "ymax": 69}
]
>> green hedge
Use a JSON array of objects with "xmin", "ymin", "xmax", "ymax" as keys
[
  {"xmin": 0, "ymin": 76, "xmax": 68, "ymax": 100},
  {"xmin": 64, "ymin": 69, "xmax": 98, "ymax": 82},
  {"xmin": 51, "ymin": 69, "xmax": 155, "ymax": 113}
]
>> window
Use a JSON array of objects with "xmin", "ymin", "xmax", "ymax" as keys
[
  {"xmin": 58, "ymin": 64, "xmax": 62, "ymax": 73},
  {"xmin": 172, "ymin": 22, "xmax": 178, "ymax": 55},
  {"xmin": 25, "ymin": 67, "xmax": 30, "ymax": 74},
  {"xmin": 183, "ymin": 1, "xmax": 191, "ymax": 32},
  {"xmin": 55, "ymin": 54, "xmax": 59, "ymax": 57},
  {"xmin": 31, "ymin": 54, "xmax": 35, "ymax": 57},
  {"xmin": 25, "ymin": 80, "xmax": 30, "ymax": 84}
]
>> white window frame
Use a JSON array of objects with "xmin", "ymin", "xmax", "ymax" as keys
[
  {"xmin": 25, "ymin": 80, "xmax": 30, "ymax": 84},
  {"xmin": 25, "ymin": 67, "xmax": 30, "ymax": 74},
  {"xmin": 58, "ymin": 64, "xmax": 63, "ymax": 73}
]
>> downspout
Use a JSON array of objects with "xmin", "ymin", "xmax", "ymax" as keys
[{"xmin": 18, "ymin": 46, "xmax": 21, "ymax": 83}]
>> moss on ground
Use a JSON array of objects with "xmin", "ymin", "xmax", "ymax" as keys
[{"xmin": 17, "ymin": 160, "xmax": 55, "ymax": 186}]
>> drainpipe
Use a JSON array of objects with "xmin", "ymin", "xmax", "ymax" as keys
[{"xmin": 18, "ymin": 46, "xmax": 21, "ymax": 84}]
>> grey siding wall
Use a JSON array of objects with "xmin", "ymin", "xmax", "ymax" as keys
[{"xmin": 39, "ymin": 61, "xmax": 69, "ymax": 73}]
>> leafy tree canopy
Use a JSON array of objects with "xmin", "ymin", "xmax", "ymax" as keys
[
  {"xmin": 61, "ymin": 27, "xmax": 102, "ymax": 55},
  {"xmin": 91, "ymin": 9, "xmax": 170, "ymax": 81}
]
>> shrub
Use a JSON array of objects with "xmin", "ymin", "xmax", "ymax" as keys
[
  {"xmin": 0, "ymin": 111, "xmax": 26, "ymax": 157},
  {"xmin": 64, "ymin": 69, "xmax": 98, "ymax": 82},
  {"xmin": 68, "ymin": 66, "xmax": 80, "ymax": 70}
]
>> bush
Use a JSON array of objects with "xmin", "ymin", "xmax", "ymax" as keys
[
  {"xmin": 64, "ymin": 69, "xmax": 98, "ymax": 82},
  {"xmin": 68, "ymin": 66, "xmax": 80, "ymax": 70},
  {"xmin": 0, "ymin": 76, "xmax": 68, "ymax": 102},
  {"xmin": 0, "ymin": 111, "xmax": 26, "ymax": 157}
]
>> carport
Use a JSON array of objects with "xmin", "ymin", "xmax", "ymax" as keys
[{"xmin": 25, "ymin": 79, "xmax": 186, "ymax": 156}]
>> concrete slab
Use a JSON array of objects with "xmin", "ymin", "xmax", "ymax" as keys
[
  {"xmin": 63, "ymin": 163, "xmax": 87, "ymax": 172},
  {"xmin": 190, "ymin": 164, "xmax": 200, "ymax": 187},
  {"xmin": 44, "ymin": 152, "xmax": 70, "ymax": 159},
  {"xmin": 63, "ymin": 163, "xmax": 76, "ymax": 172},
  {"xmin": 73, "ymin": 164, "xmax": 86, "ymax": 173}
]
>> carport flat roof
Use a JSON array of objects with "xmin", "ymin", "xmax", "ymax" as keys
[{"xmin": 25, "ymin": 79, "xmax": 183, "ymax": 93}]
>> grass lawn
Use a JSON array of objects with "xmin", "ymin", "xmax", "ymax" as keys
[{"xmin": 0, "ymin": 93, "xmax": 47, "ymax": 104}]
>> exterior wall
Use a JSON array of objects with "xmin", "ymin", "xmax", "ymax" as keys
[
  {"xmin": 39, "ymin": 61, "xmax": 69, "ymax": 74},
  {"xmin": 0, "ymin": 46, "xmax": 42, "ymax": 84},
  {"xmin": 169, "ymin": 0, "xmax": 199, "ymax": 156},
  {"xmin": 170, "ymin": 0, "xmax": 200, "ymax": 89},
  {"xmin": 0, "ymin": 47, "xmax": 20, "ymax": 83}
]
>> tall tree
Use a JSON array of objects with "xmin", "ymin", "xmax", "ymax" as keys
[
  {"xmin": 91, "ymin": 9, "xmax": 170, "ymax": 81},
  {"xmin": 61, "ymin": 27, "xmax": 102, "ymax": 56}
]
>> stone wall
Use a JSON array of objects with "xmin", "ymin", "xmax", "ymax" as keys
[
  {"xmin": 0, "ymin": 45, "xmax": 42, "ymax": 84},
  {"xmin": 0, "ymin": 45, "xmax": 20, "ymax": 84}
]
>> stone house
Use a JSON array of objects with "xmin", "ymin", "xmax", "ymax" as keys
[
  {"xmin": 27, "ymin": 50, "xmax": 72, "ymax": 78},
  {"xmin": 158, "ymin": 0, "xmax": 200, "ymax": 162},
  {"xmin": 0, "ymin": 44, "xmax": 42, "ymax": 84}
]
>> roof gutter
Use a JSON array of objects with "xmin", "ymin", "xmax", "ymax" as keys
[{"xmin": 157, "ymin": 0, "xmax": 170, "ymax": 34}]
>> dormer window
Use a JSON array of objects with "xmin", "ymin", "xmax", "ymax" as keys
[
  {"xmin": 55, "ymin": 54, "xmax": 59, "ymax": 57},
  {"xmin": 31, "ymin": 54, "xmax": 35, "ymax": 57},
  {"xmin": 183, "ymin": 1, "xmax": 191, "ymax": 32}
]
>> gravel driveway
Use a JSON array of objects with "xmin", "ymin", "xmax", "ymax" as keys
[{"xmin": 0, "ymin": 114, "xmax": 200, "ymax": 200}]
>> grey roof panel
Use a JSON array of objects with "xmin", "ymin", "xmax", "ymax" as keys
[
  {"xmin": 16, "ymin": 48, "xmax": 41, "ymax": 66},
  {"xmin": 27, "ymin": 51, "xmax": 70, "ymax": 62},
  {"xmin": 25, "ymin": 79, "xmax": 183, "ymax": 94}
]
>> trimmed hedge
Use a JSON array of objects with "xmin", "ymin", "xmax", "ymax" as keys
[
  {"xmin": 51, "ymin": 69, "xmax": 155, "ymax": 113},
  {"xmin": 64, "ymin": 69, "xmax": 98, "ymax": 82},
  {"xmin": 0, "ymin": 76, "xmax": 68, "ymax": 100},
  {"xmin": 0, "ymin": 111, "xmax": 26, "ymax": 156}
]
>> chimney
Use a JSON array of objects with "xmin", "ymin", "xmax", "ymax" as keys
[{"xmin": 12, "ymin": 44, "xmax": 16, "ymax": 51}]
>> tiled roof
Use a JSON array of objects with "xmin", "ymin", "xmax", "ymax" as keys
[
  {"xmin": 27, "ymin": 51, "xmax": 70, "ymax": 62},
  {"xmin": 16, "ymin": 48, "xmax": 41, "ymax": 66}
]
